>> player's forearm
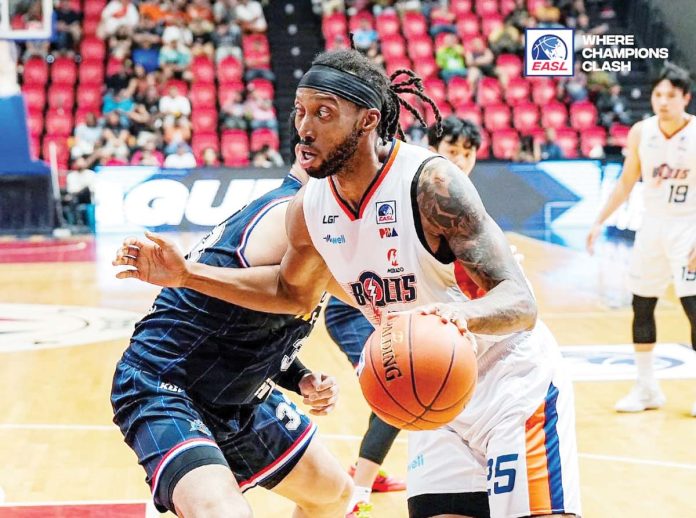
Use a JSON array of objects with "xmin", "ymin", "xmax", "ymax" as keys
[
  {"xmin": 594, "ymin": 179, "xmax": 633, "ymax": 226},
  {"xmin": 183, "ymin": 262, "xmax": 310, "ymax": 315},
  {"xmin": 458, "ymin": 279, "xmax": 537, "ymax": 335}
]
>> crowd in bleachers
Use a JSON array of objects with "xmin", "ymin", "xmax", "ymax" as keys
[
  {"xmin": 319, "ymin": 0, "xmax": 628, "ymax": 161},
  {"xmin": 20, "ymin": 0, "xmax": 280, "ymax": 179}
]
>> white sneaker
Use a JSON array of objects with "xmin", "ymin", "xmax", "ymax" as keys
[{"xmin": 615, "ymin": 384, "xmax": 666, "ymax": 412}]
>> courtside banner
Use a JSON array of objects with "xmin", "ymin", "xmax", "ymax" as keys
[{"xmin": 94, "ymin": 166, "xmax": 286, "ymax": 233}]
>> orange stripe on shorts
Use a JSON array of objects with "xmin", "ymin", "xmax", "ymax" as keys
[{"xmin": 525, "ymin": 400, "xmax": 552, "ymax": 514}]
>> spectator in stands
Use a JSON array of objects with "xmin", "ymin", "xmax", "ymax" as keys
[
  {"xmin": 159, "ymin": 86, "xmax": 192, "ymax": 120},
  {"xmin": 131, "ymin": 15, "xmax": 164, "ymax": 71},
  {"xmin": 246, "ymin": 95, "xmax": 277, "ymax": 130},
  {"xmin": 127, "ymin": 103, "xmax": 156, "ymax": 144},
  {"xmin": 560, "ymin": 62, "xmax": 588, "ymax": 102},
  {"xmin": 71, "ymin": 113, "xmax": 103, "ymax": 160},
  {"xmin": 54, "ymin": 0, "xmax": 82, "ymax": 54},
  {"xmin": 139, "ymin": 0, "xmax": 166, "ymax": 24},
  {"xmin": 252, "ymin": 144, "xmax": 284, "ymax": 168},
  {"xmin": 131, "ymin": 141, "xmax": 165, "ymax": 166},
  {"xmin": 535, "ymin": 128, "xmax": 564, "ymax": 161},
  {"xmin": 63, "ymin": 157, "xmax": 96, "ymax": 228},
  {"xmin": 488, "ymin": 22, "xmax": 522, "ymax": 55},
  {"xmin": 162, "ymin": 18, "xmax": 194, "ymax": 47},
  {"xmin": 106, "ymin": 58, "xmax": 135, "ymax": 94},
  {"xmin": 436, "ymin": 33, "xmax": 467, "ymax": 83},
  {"xmin": 235, "ymin": 0, "xmax": 268, "ymax": 34},
  {"xmin": 99, "ymin": 0, "xmax": 140, "ymax": 39},
  {"xmin": 212, "ymin": 21, "xmax": 243, "ymax": 62},
  {"xmin": 164, "ymin": 142, "xmax": 197, "ymax": 169},
  {"xmin": 365, "ymin": 41, "xmax": 384, "ymax": 69},
  {"xmin": 214, "ymin": 0, "xmax": 240, "ymax": 24},
  {"xmin": 597, "ymin": 84, "xmax": 631, "ymax": 126},
  {"xmin": 101, "ymin": 111, "xmax": 131, "ymax": 157},
  {"xmin": 319, "ymin": 0, "xmax": 345, "ymax": 16},
  {"xmin": 159, "ymin": 39, "xmax": 192, "ymax": 80},
  {"xmin": 465, "ymin": 37, "xmax": 494, "ymax": 84},
  {"xmin": 201, "ymin": 147, "xmax": 221, "ymax": 167},
  {"xmin": 534, "ymin": 0, "xmax": 562, "ymax": 28},
  {"xmin": 352, "ymin": 18, "xmax": 378, "ymax": 52},
  {"xmin": 164, "ymin": 117, "xmax": 192, "ymax": 154},
  {"xmin": 507, "ymin": 0, "xmax": 530, "ymax": 30},
  {"xmin": 188, "ymin": 0, "xmax": 216, "ymax": 40},
  {"xmin": 222, "ymin": 90, "xmax": 248, "ymax": 129},
  {"xmin": 429, "ymin": 3, "xmax": 456, "ymax": 37},
  {"xmin": 139, "ymin": 85, "xmax": 164, "ymax": 120},
  {"xmin": 514, "ymin": 135, "xmax": 536, "ymax": 163},
  {"xmin": 103, "ymin": 89, "xmax": 136, "ymax": 125}
]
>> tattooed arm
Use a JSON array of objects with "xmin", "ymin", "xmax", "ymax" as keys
[{"xmin": 416, "ymin": 157, "xmax": 537, "ymax": 335}]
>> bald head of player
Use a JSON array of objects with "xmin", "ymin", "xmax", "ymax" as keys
[
  {"xmin": 651, "ymin": 62, "xmax": 692, "ymax": 124},
  {"xmin": 426, "ymin": 116, "xmax": 481, "ymax": 176}
]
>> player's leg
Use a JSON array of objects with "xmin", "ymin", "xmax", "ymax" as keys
[
  {"xmin": 227, "ymin": 390, "xmax": 351, "ymax": 518},
  {"xmin": 324, "ymin": 296, "xmax": 405, "ymax": 509},
  {"xmin": 680, "ymin": 296, "xmax": 696, "ymax": 350},
  {"xmin": 111, "ymin": 361, "xmax": 249, "ymax": 517}
]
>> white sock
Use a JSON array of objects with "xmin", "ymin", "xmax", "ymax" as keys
[
  {"xmin": 635, "ymin": 351, "xmax": 657, "ymax": 386},
  {"xmin": 347, "ymin": 486, "xmax": 371, "ymax": 511}
]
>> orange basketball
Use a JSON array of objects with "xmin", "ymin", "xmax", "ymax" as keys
[{"xmin": 358, "ymin": 312, "xmax": 478, "ymax": 431}]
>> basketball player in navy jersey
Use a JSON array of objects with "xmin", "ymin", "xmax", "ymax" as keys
[
  {"xmin": 116, "ymin": 50, "xmax": 580, "ymax": 518},
  {"xmin": 110, "ymin": 144, "xmax": 354, "ymax": 517},
  {"xmin": 325, "ymin": 116, "xmax": 483, "ymax": 512}
]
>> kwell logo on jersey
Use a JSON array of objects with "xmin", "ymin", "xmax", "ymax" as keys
[
  {"xmin": 376, "ymin": 200, "xmax": 397, "ymax": 224},
  {"xmin": 323, "ymin": 234, "xmax": 346, "ymax": 244},
  {"xmin": 524, "ymin": 28, "xmax": 574, "ymax": 76},
  {"xmin": 350, "ymin": 271, "xmax": 417, "ymax": 307},
  {"xmin": 379, "ymin": 227, "xmax": 399, "ymax": 238}
]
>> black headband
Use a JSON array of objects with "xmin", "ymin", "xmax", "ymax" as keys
[{"xmin": 298, "ymin": 64, "xmax": 384, "ymax": 110}]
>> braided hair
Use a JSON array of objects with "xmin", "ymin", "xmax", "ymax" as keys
[{"xmin": 310, "ymin": 49, "xmax": 442, "ymax": 142}]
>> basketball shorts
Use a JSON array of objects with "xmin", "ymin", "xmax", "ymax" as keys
[
  {"xmin": 111, "ymin": 360, "xmax": 316, "ymax": 513},
  {"xmin": 407, "ymin": 321, "xmax": 581, "ymax": 518},
  {"xmin": 628, "ymin": 216, "xmax": 696, "ymax": 298},
  {"xmin": 324, "ymin": 296, "xmax": 375, "ymax": 367}
]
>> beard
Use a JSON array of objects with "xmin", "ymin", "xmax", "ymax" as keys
[{"xmin": 305, "ymin": 128, "xmax": 361, "ymax": 179}]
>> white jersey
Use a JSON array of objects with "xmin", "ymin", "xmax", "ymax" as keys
[
  {"xmin": 638, "ymin": 114, "xmax": 696, "ymax": 219},
  {"xmin": 304, "ymin": 139, "xmax": 508, "ymax": 356}
]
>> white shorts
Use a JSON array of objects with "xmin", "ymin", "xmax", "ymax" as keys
[
  {"xmin": 407, "ymin": 322, "xmax": 581, "ymax": 518},
  {"xmin": 628, "ymin": 217, "xmax": 696, "ymax": 298}
]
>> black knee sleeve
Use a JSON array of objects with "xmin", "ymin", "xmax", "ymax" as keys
[
  {"xmin": 632, "ymin": 295, "xmax": 658, "ymax": 344},
  {"xmin": 358, "ymin": 412, "xmax": 400, "ymax": 465},
  {"xmin": 408, "ymin": 492, "xmax": 490, "ymax": 518},
  {"xmin": 679, "ymin": 295, "xmax": 696, "ymax": 350}
]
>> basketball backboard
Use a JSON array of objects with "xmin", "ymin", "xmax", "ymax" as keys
[{"xmin": 0, "ymin": 0, "xmax": 53, "ymax": 40}]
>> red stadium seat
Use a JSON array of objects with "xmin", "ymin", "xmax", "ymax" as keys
[
  {"xmin": 242, "ymin": 35, "xmax": 270, "ymax": 56},
  {"xmin": 375, "ymin": 11, "xmax": 400, "ymax": 39},
  {"xmin": 47, "ymin": 84, "xmax": 75, "ymax": 109},
  {"xmin": 491, "ymin": 129, "xmax": 519, "ymax": 160},
  {"xmin": 423, "ymin": 78, "xmax": 447, "ymax": 106},
  {"xmin": 78, "ymin": 59, "xmax": 104, "ymax": 85},
  {"xmin": 190, "ymin": 83, "xmax": 217, "ymax": 110},
  {"xmin": 447, "ymin": 76, "xmax": 472, "ymax": 105},
  {"xmin": 555, "ymin": 128, "xmax": 579, "ymax": 158},
  {"xmin": 80, "ymin": 37, "xmax": 106, "ymax": 61},
  {"xmin": 26, "ymin": 111, "xmax": 43, "ymax": 137},
  {"xmin": 481, "ymin": 14, "xmax": 504, "ymax": 37},
  {"xmin": 408, "ymin": 36, "xmax": 434, "ymax": 62},
  {"xmin": 451, "ymin": 0, "xmax": 473, "ymax": 16},
  {"xmin": 456, "ymin": 13, "xmax": 480, "ymax": 39},
  {"xmin": 580, "ymin": 127, "xmax": 607, "ymax": 157},
  {"xmin": 477, "ymin": 77, "xmax": 502, "ymax": 106},
  {"xmin": 414, "ymin": 58, "xmax": 438, "ymax": 81},
  {"xmin": 76, "ymin": 84, "xmax": 103, "ymax": 110},
  {"xmin": 192, "ymin": 132, "xmax": 220, "ymax": 160},
  {"xmin": 427, "ymin": 102, "xmax": 453, "ymax": 126},
  {"xmin": 191, "ymin": 109, "xmax": 218, "ymax": 134},
  {"xmin": 476, "ymin": 0, "xmax": 500, "ymax": 16},
  {"xmin": 513, "ymin": 103, "xmax": 540, "ymax": 133},
  {"xmin": 399, "ymin": 106, "xmax": 415, "ymax": 130},
  {"xmin": 381, "ymin": 36, "xmax": 407, "ymax": 61},
  {"xmin": 29, "ymin": 134, "xmax": 40, "ymax": 158},
  {"xmin": 505, "ymin": 77, "xmax": 530, "ymax": 106},
  {"xmin": 477, "ymin": 129, "xmax": 490, "ymax": 159},
  {"xmin": 164, "ymin": 79, "xmax": 188, "ymax": 96},
  {"xmin": 221, "ymin": 130, "xmax": 250, "ymax": 167},
  {"xmin": 570, "ymin": 101, "xmax": 598, "ymax": 130},
  {"xmin": 75, "ymin": 108, "xmax": 101, "ymax": 125},
  {"xmin": 499, "ymin": 0, "xmax": 517, "ymax": 16},
  {"xmin": 496, "ymin": 54, "xmax": 523, "ymax": 78},
  {"xmin": 82, "ymin": 16, "xmax": 99, "ymax": 36},
  {"xmin": 483, "ymin": 103, "xmax": 511, "ymax": 131},
  {"xmin": 348, "ymin": 11, "xmax": 374, "ymax": 32},
  {"xmin": 218, "ymin": 81, "xmax": 245, "ymax": 107},
  {"xmin": 218, "ymin": 56, "xmax": 244, "ymax": 83},
  {"xmin": 540, "ymin": 101, "xmax": 568, "ymax": 129},
  {"xmin": 42, "ymin": 135, "xmax": 70, "ymax": 169},
  {"xmin": 22, "ymin": 85, "xmax": 46, "ymax": 112},
  {"xmin": 51, "ymin": 57, "xmax": 77, "ymax": 85},
  {"xmin": 322, "ymin": 12, "xmax": 347, "ymax": 41},
  {"xmin": 83, "ymin": 0, "xmax": 106, "ymax": 19},
  {"xmin": 609, "ymin": 123, "xmax": 630, "ymax": 147},
  {"xmin": 463, "ymin": 35, "xmax": 486, "ymax": 53},
  {"xmin": 250, "ymin": 128, "xmax": 280, "ymax": 152},
  {"xmin": 386, "ymin": 57, "xmax": 413, "ymax": 77},
  {"xmin": 45, "ymin": 109, "xmax": 73, "ymax": 136},
  {"xmin": 527, "ymin": 0, "xmax": 546, "ymax": 14},
  {"xmin": 454, "ymin": 102, "xmax": 482, "ymax": 127},
  {"xmin": 192, "ymin": 56, "xmax": 215, "ymax": 84},
  {"xmin": 402, "ymin": 12, "xmax": 428, "ymax": 38},
  {"xmin": 22, "ymin": 57, "xmax": 48, "ymax": 85},
  {"xmin": 247, "ymin": 79, "xmax": 274, "ymax": 100}
]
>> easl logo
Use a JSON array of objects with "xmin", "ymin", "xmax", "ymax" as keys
[{"xmin": 525, "ymin": 28, "xmax": 574, "ymax": 76}]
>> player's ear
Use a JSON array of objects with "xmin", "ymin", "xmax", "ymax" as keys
[{"xmin": 360, "ymin": 108, "xmax": 381, "ymax": 133}]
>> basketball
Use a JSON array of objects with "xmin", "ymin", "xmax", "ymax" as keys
[{"xmin": 358, "ymin": 313, "xmax": 478, "ymax": 431}]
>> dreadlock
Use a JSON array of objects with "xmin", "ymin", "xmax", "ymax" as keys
[{"xmin": 310, "ymin": 49, "xmax": 442, "ymax": 142}]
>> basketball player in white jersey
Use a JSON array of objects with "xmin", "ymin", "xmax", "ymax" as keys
[
  {"xmin": 116, "ymin": 50, "xmax": 580, "ymax": 518},
  {"xmin": 587, "ymin": 63, "xmax": 696, "ymax": 415}
]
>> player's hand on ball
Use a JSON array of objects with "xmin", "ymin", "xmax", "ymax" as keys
[
  {"xmin": 112, "ymin": 231, "xmax": 189, "ymax": 287},
  {"xmin": 417, "ymin": 304, "xmax": 468, "ymax": 335},
  {"xmin": 298, "ymin": 372, "xmax": 339, "ymax": 416}
]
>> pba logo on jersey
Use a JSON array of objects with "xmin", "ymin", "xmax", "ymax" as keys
[
  {"xmin": 524, "ymin": 28, "xmax": 574, "ymax": 76},
  {"xmin": 376, "ymin": 201, "xmax": 397, "ymax": 224},
  {"xmin": 379, "ymin": 227, "xmax": 399, "ymax": 239},
  {"xmin": 350, "ymin": 271, "xmax": 417, "ymax": 307},
  {"xmin": 0, "ymin": 303, "xmax": 140, "ymax": 352}
]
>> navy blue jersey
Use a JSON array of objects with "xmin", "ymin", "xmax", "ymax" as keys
[{"xmin": 120, "ymin": 173, "xmax": 318, "ymax": 407}]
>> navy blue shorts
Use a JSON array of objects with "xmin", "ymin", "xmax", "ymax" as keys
[
  {"xmin": 111, "ymin": 360, "xmax": 316, "ymax": 512},
  {"xmin": 324, "ymin": 297, "xmax": 374, "ymax": 366}
]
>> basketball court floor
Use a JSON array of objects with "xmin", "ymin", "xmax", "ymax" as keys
[{"xmin": 1, "ymin": 232, "xmax": 695, "ymax": 517}]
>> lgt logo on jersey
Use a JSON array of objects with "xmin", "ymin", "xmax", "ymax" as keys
[
  {"xmin": 322, "ymin": 214, "xmax": 338, "ymax": 224},
  {"xmin": 350, "ymin": 271, "xmax": 417, "ymax": 307},
  {"xmin": 524, "ymin": 28, "xmax": 574, "ymax": 76},
  {"xmin": 379, "ymin": 227, "xmax": 399, "ymax": 238},
  {"xmin": 376, "ymin": 200, "xmax": 397, "ymax": 224}
]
